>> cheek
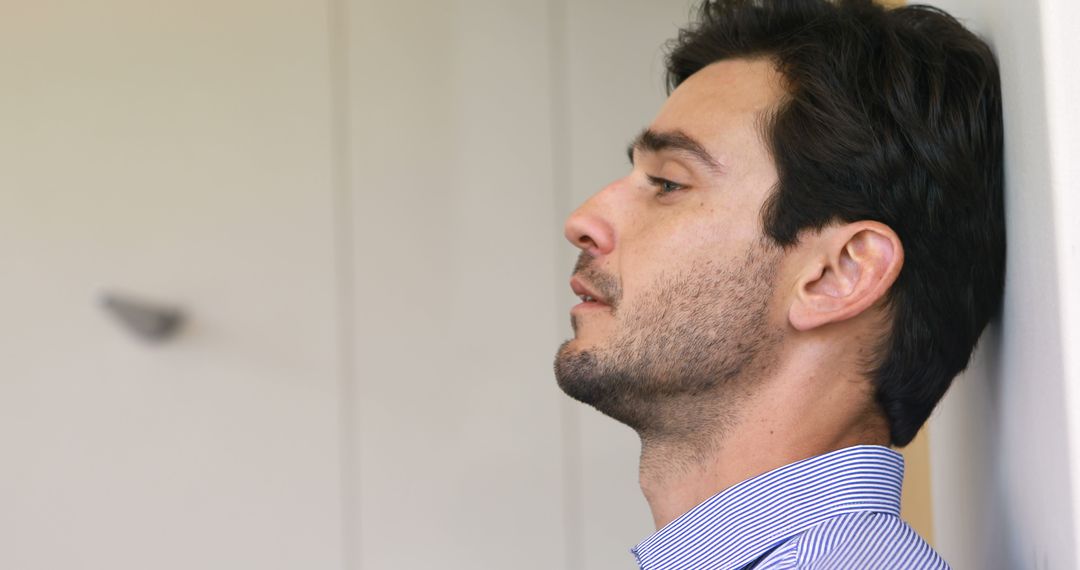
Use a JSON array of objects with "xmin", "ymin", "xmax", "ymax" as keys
[
  {"xmin": 630, "ymin": 203, "xmax": 748, "ymax": 264},
  {"xmin": 615, "ymin": 173, "xmax": 771, "ymax": 295},
  {"xmin": 618, "ymin": 231, "xmax": 720, "ymax": 307},
  {"xmin": 618, "ymin": 212, "xmax": 763, "ymax": 308}
]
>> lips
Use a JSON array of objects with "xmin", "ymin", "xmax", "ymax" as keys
[{"xmin": 570, "ymin": 276, "xmax": 609, "ymax": 307}]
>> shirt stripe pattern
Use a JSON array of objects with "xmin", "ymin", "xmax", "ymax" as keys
[{"xmin": 630, "ymin": 445, "xmax": 948, "ymax": 569}]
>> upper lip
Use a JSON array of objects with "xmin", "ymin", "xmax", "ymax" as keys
[{"xmin": 570, "ymin": 276, "xmax": 608, "ymax": 305}]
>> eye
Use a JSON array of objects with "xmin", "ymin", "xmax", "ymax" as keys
[{"xmin": 646, "ymin": 175, "xmax": 686, "ymax": 195}]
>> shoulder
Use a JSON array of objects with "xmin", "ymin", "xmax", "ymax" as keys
[
  {"xmin": 799, "ymin": 513, "xmax": 948, "ymax": 569},
  {"xmin": 763, "ymin": 512, "xmax": 949, "ymax": 570}
]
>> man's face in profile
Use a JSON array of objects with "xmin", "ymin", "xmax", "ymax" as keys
[{"xmin": 555, "ymin": 59, "xmax": 792, "ymax": 436}]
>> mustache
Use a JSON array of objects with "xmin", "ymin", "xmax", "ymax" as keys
[{"xmin": 572, "ymin": 252, "xmax": 622, "ymax": 309}]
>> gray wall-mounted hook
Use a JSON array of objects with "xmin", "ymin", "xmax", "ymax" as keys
[{"xmin": 100, "ymin": 292, "xmax": 185, "ymax": 342}]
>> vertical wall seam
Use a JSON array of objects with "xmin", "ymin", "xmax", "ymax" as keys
[
  {"xmin": 327, "ymin": 0, "xmax": 357, "ymax": 568},
  {"xmin": 547, "ymin": 0, "xmax": 583, "ymax": 568}
]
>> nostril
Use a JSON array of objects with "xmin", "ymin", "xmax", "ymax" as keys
[
  {"xmin": 565, "ymin": 203, "xmax": 615, "ymax": 256},
  {"xmin": 567, "ymin": 224, "xmax": 613, "ymax": 256}
]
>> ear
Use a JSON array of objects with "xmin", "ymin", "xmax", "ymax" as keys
[{"xmin": 788, "ymin": 221, "xmax": 904, "ymax": 332}]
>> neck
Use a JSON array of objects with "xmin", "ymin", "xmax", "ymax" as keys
[{"xmin": 636, "ymin": 363, "xmax": 890, "ymax": 530}]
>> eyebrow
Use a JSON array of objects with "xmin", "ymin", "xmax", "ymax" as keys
[{"xmin": 626, "ymin": 128, "xmax": 724, "ymax": 173}]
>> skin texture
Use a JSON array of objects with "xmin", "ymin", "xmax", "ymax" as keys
[{"xmin": 555, "ymin": 58, "xmax": 904, "ymax": 530}]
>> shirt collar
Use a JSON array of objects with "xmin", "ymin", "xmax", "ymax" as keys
[{"xmin": 631, "ymin": 445, "xmax": 905, "ymax": 570}]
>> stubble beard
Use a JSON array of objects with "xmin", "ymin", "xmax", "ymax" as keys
[{"xmin": 554, "ymin": 239, "xmax": 784, "ymax": 455}]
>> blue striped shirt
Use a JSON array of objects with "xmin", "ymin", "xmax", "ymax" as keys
[{"xmin": 631, "ymin": 445, "xmax": 948, "ymax": 569}]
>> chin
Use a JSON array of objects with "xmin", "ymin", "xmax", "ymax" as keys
[
  {"xmin": 559, "ymin": 329, "xmax": 587, "ymax": 348},
  {"xmin": 553, "ymin": 344, "xmax": 654, "ymax": 433},
  {"xmin": 553, "ymin": 341, "xmax": 598, "ymax": 401}
]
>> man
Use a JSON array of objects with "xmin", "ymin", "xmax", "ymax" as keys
[{"xmin": 554, "ymin": 1, "xmax": 1003, "ymax": 568}]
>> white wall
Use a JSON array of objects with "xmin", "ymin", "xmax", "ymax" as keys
[
  {"xmin": 928, "ymin": 0, "xmax": 1080, "ymax": 568},
  {"xmin": 0, "ymin": 1, "xmax": 696, "ymax": 569},
  {"xmin": 344, "ymin": 1, "xmax": 568, "ymax": 567},
  {"xmin": 0, "ymin": 1, "xmax": 344, "ymax": 568}
]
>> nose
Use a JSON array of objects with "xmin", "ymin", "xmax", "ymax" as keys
[{"xmin": 564, "ymin": 184, "xmax": 616, "ymax": 257}]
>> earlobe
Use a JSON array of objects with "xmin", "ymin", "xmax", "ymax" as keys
[{"xmin": 788, "ymin": 222, "xmax": 903, "ymax": 332}]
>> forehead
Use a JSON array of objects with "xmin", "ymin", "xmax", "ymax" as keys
[{"xmin": 651, "ymin": 58, "xmax": 786, "ymax": 159}]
